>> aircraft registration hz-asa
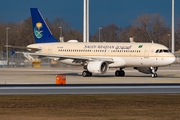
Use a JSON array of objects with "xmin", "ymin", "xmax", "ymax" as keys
[{"xmin": 16, "ymin": 8, "xmax": 177, "ymax": 78}]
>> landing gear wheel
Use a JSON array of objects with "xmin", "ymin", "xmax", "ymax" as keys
[
  {"xmin": 82, "ymin": 71, "xmax": 87, "ymax": 77},
  {"xmin": 121, "ymin": 70, "xmax": 125, "ymax": 76},
  {"xmin": 115, "ymin": 70, "xmax": 125, "ymax": 77},
  {"xmin": 115, "ymin": 70, "xmax": 120, "ymax": 76},
  {"xmin": 151, "ymin": 74, "xmax": 155, "ymax": 78},
  {"xmin": 154, "ymin": 73, "xmax": 157, "ymax": 77},
  {"xmin": 89, "ymin": 72, "xmax": 92, "ymax": 77},
  {"xmin": 151, "ymin": 73, "xmax": 158, "ymax": 78},
  {"xmin": 82, "ymin": 71, "xmax": 92, "ymax": 77}
]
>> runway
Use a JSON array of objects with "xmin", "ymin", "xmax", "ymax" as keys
[
  {"xmin": 0, "ymin": 66, "xmax": 179, "ymax": 94},
  {"xmin": 0, "ymin": 65, "xmax": 179, "ymax": 84},
  {"xmin": 0, "ymin": 84, "xmax": 180, "ymax": 95}
]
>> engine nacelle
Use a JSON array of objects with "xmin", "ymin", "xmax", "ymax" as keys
[
  {"xmin": 134, "ymin": 67, "xmax": 158, "ymax": 74},
  {"xmin": 87, "ymin": 61, "xmax": 109, "ymax": 74}
]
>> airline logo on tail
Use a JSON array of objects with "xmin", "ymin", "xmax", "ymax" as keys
[
  {"xmin": 30, "ymin": 8, "xmax": 58, "ymax": 43},
  {"xmin": 34, "ymin": 22, "xmax": 43, "ymax": 39}
]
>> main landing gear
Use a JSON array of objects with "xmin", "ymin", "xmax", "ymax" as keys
[
  {"xmin": 115, "ymin": 68, "xmax": 125, "ymax": 77},
  {"xmin": 82, "ymin": 65, "xmax": 92, "ymax": 77},
  {"xmin": 150, "ymin": 67, "xmax": 158, "ymax": 78},
  {"xmin": 82, "ymin": 71, "xmax": 92, "ymax": 77}
]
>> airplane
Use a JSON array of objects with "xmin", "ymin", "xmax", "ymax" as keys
[{"xmin": 14, "ymin": 8, "xmax": 177, "ymax": 78}]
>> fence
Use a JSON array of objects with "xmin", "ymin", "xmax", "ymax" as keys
[{"xmin": 0, "ymin": 51, "xmax": 53, "ymax": 67}]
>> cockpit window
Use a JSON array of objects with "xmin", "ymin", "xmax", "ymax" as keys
[
  {"xmin": 155, "ymin": 50, "xmax": 159, "ymax": 53},
  {"xmin": 155, "ymin": 49, "xmax": 170, "ymax": 53},
  {"xmin": 159, "ymin": 50, "xmax": 163, "ymax": 53},
  {"xmin": 163, "ymin": 49, "xmax": 170, "ymax": 53}
]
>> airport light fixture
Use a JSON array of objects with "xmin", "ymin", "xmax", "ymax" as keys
[
  {"xmin": 6, "ymin": 27, "xmax": 10, "ymax": 67},
  {"xmin": 99, "ymin": 27, "xmax": 102, "ymax": 42},
  {"xmin": 167, "ymin": 34, "xmax": 171, "ymax": 50},
  {"xmin": 83, "ymin": 0, "xmax": 89, "ymax": 42},
  {"xmin": 172, "ymin": 0, "xmax": 174, "ymax": 54},
  {"xmin": 59, "ymin": 27, "xmax": 62, "ymax": 37}
]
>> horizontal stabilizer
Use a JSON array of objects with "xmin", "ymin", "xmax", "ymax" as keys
[{"xmin": 4, "ymin": 45, "xmax": 40, "ymax": 52}]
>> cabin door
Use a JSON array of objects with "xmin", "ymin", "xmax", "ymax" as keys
[{"xmin": 144, "ymin": 46, "xmax": 151, "ymax": 57}]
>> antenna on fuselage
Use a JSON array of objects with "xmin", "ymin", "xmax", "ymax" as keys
[{"xmin": 129, "ymin": 37, "xmax": 135, "ymax": 43}]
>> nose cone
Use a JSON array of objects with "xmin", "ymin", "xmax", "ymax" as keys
[{"xmin": 168, "ymin": 54, "xmax": 176, "ymax": 65}]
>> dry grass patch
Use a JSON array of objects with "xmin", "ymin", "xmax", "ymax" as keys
[{"xmin": 0, "ymin": 95, "xmax": 180, "ymax": 120}]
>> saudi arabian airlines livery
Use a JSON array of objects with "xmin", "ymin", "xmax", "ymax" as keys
[{"xmin": 27, "ymin": 8, "xmax": 175, "ymax": 78}]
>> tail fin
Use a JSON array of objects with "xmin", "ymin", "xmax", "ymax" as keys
[{"xmin": 30, "ymin": 8, "xmax": 58, "ymax": 43}]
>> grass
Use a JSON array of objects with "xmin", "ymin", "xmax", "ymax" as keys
[{"xmin": 0, "ymin": 94, "xmax": 180, "ymax": 120}]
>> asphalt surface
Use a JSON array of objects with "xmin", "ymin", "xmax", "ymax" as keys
[
  {"xmin": 0, "ymin": 65, "xmax": 179, "ymax": 84},
  {"xmin": 0, "ymin": 84, "xmax": 180, "ymax": 95},
  {"xmin": 0, "ymin": 65, "xmax": 179, "ymax": 94}
]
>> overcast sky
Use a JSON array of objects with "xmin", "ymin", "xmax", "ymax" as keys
[{"xmin": 0, "ymin": 0, "xmax": 179, "ymax": 34}]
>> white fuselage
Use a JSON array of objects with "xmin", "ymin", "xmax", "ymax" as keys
[{"xmin": 27, "ymin": 42, "xmax": 175, "ymax": 68}]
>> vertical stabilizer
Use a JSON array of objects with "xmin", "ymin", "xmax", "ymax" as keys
[{"xmin": 30, "ymin": 8, "xmax": 58, "ymax": 43}]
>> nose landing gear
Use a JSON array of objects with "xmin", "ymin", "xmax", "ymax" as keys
[
  {"xmin": 151, "ymin": 73, "xmax": 158, "ymax": 78},
  {"xmin": 150, "ymin": 67, "xmax": 158, "ymax": 78}
]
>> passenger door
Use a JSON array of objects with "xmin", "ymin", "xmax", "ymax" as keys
[{"xmin": 144, "ymin": 46, "xmax": 151, "ymax": 58}]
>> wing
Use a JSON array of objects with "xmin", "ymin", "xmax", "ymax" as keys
[
  {"xmin": 25, "ymin": 53, "xmax": 114, "ymax": 64},
  {"xmin": 6, "ymin": 45, "xmax": 114, "ymax": 64}
]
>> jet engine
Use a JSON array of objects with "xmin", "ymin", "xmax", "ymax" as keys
[
  {"xmin": 134, "ymin": 67, "xmax": 158, "ymax": 74},
  {"xmin": 87, "ymin": 61, "xmax": 109, "ymax": 74}
]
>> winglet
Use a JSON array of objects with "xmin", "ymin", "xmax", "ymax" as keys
[{"xmin": 30, "ymin": 8, "xmax": 58, "ymax": 43}]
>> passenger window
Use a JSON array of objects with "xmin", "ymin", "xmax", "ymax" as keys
[{"xmin": 159, "ymin": 50, "xmax": 163, "ymax": 53}]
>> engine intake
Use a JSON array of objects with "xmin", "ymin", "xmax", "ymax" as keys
[{"xmin": 87, "ymin": 61, "xmax": 109, "ymax": 74}]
